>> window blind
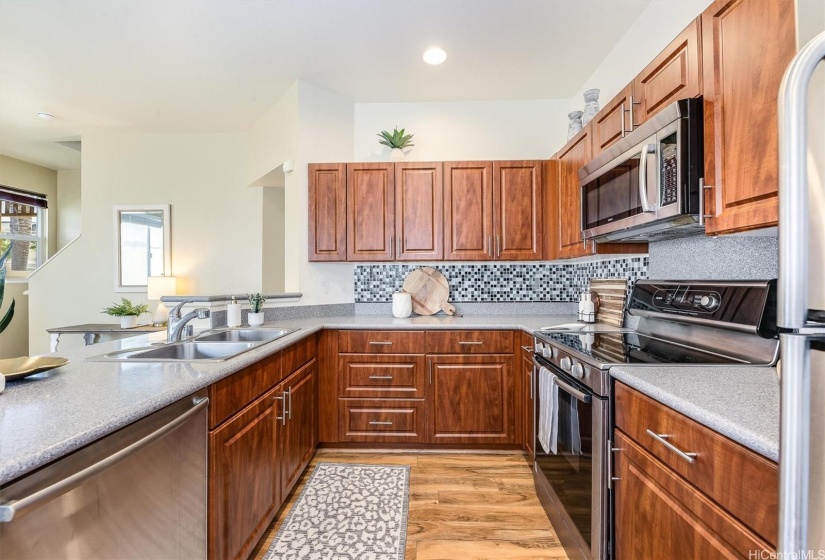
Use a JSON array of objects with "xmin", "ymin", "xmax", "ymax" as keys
[{"xmin": 0, "ymin": 184, "xmax": 48, "ymax": 209}]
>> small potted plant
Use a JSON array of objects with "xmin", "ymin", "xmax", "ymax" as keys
[
  {"xmin": 103, "ymin": 298, "xmax": 150, "ymax": 329},
  {"xmin": 246, "ymin": 293, "xmax": 267, "ymax": 326},
  {"xmin": 377, "ymin": 127, "xmax": 414, "ymax": 159}
]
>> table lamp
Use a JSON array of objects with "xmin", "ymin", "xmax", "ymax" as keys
[{"xmin": 147, "ymin": 275, "xmax": 177, "ymax": 326}]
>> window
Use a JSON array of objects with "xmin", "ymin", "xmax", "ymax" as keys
[
  {"xmin": 0, "ymin": 185, "xmax": 48, "ymax": 276},
  {"xmin": 113, "ymin": 205, "xmax": 171, "ymax": 291}
]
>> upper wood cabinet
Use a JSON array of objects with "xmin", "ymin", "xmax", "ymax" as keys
[
  {"xmin": 395, "ymin": 162, "xmax": 443, "ymax": 261},
  {"xmin": 634, "ymin": 17, "xmax": 702, "ymax": 126},
  {"xmin": 701, "ymin": 0, "xmax": 796, "ymax": 234},
  {"xmin": 346, "ymin": 163, "xmax": 395, "ymax": 261},
  {"xmin": 493, "ymin": 161, "xmax": 543, "ymax": 260},
  {"xmin": 593, "ymin": 84, "xmax": 635, "ymax": 156},
  {"xmin": 308, "ymin": 164, "xmax": 347, "ymax": 262},
  {"xmin": 443, "ymin": 161, "xmax": 494, "ymax": 260},
  {"xmin": 555, "ymin": 127, "xmax": 593, "ymax": 259}
]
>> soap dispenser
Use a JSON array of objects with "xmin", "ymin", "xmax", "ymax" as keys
[
  {"xmin": 582, "ymin": 291, "xmax": 596, "ymax": 323},
  {"xmin": 227, "ymin": 296, "xmax": 242, "ymax": 328},
  {"xmin": 577, "ymin": 291, "xmax": 587, "ymax": 322}
]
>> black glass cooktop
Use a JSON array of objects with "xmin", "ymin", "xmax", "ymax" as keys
[{"xmin": 536, "ymin": 331, "xmax": 749, "ymax": 366}]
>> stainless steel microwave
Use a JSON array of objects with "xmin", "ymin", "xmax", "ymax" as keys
[{"xmin": 579, "ymin": 98, "xmax": 704, "ymax": 242}]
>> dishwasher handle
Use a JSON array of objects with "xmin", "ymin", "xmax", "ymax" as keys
[{"xmin": 0, "ymin": 396, "xmax": 209, "ymax": 523}]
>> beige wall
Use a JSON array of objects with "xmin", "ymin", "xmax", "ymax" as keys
[
  {"xmin": 27, "ymin": 133, "xmax": 259, "ymax": 354},
  {"xmin": 57, "ymin": 169, "xmax": 81, "ymax": 249}
]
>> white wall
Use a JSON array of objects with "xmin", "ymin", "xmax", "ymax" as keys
[
  {"xmin": 568, "ymin": 0, "xmax": 713, "ymax": 118},
  {"xmin": 28, "ymin": 133, "xmax": 256, "ymax": 354},
  {"xmin": 354, "ymin": 99, "xmax": 570, "ymax": 162},
  {"xmin": 57, "ymin": 169, "xmax": 81, "ymax": 249},
  {"xmin": 246, "ymin": 84, "xmax": 298, "ymax": 188}
]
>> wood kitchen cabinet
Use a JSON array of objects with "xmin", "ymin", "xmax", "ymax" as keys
[
  {"xmin": 701, "ymin": 0, "xmax": 796, "ymax": 234},
  {"xmin": 493, "ymin": 161, "xmax": 543, "ymax": 260},
  {"xmin": 427, "ymin": 354, "xmax": 515, "ymax": 445},
  {"xmin": 592, "ymin": 84, "xmax": 636, "ymax": 156},
  {"xmin": 613, "ymin": 383, "xmax": 778, "ymax": 558},
  {"xmin": 519, "ymin": 333, "xmax": 534, "ymax": 462},
  {"xmin": 277, "ymin": 359, "xmax": 317, "ymax": 499},
  {"xmin": 346, "ymin": 162, "xmax": 395, "ymax": 261},
  {"xmin": 308, "ymin": 163, "xmax": 347, "ymax": 262},
  {"xmin": 209, "ymin": 387, "xmax": 281, "ymax": 560},
  {"xmin": 395, "ymin": 162, "xmax": 443, "ymax": 261},
  {"xmin": 555, "ymin": 126, "xmax": 593, "ymax": 259},
  {"xmin": 443, "ymin": 161, "xmax": 494, "ymax": 260}
]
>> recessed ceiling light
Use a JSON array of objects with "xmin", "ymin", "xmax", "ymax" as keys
[
  {"xmin": 37, "ymin": 112, "xmax": 55, "ymax": 121},
  {"xmin": 423, "ymin": 47, "xmax": 447, "ymax": 65}
]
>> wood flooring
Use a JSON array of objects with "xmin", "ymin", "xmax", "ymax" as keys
[{"xmin": 250, "ymin": 451, "xmax": 568, "ymax": 560}]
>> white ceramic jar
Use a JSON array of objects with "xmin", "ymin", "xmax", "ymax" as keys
[{"xmin": 392, "ymin": 292, "xmax": 412, "ymax": 318}]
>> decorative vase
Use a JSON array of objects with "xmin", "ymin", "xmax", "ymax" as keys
[
  {"xmin": 581, "ymin": 88, "xmax": 601, "ymax": 125},
  {"xmin": 247, "ymin": 311, "xmax": 265, "ymax": 326},
  {"xmin": 567, "ymin": 111, "xmax": 583, "ymax": 139},
  {"xmin": 389, "ymin": 148, "xmax": 405, "ymax": 160},
  {"xmin": 392, "ymin": 292, "xmax": 413, "ymax": 318},
  {"xmin": 120, "ymin": 316, "xmax": 138, "ymax": 329}
]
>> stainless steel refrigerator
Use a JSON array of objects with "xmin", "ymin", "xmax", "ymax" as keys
[{"xmin": 778, "ymin": 1, "xmax": 825, "ymax": 555}]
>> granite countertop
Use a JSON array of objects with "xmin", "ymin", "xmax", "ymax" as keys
[
  {"xmin": 0, "ymin": 314, "xmax": 573, "ymax": 485},
  {"xmin": 610, "ymin": 365, "xmax": 779, "ymax": 461}
]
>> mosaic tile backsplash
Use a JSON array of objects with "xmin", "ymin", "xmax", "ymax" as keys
[{"xmin": 354, "ymin": 257, "xmax": 649, "ymax": 303}]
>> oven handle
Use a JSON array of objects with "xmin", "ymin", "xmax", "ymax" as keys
[
  {"xmin": 530, "ymin": 356, "xmax": 592, "ymax": 404},
  {"xmin": 638, "ymin": 143, "xmax": 657, "ymax": 213}
]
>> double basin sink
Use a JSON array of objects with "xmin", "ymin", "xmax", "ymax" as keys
[{"xmin": 95, "ymin": 327, "xmax": 297, "ymax": 362}]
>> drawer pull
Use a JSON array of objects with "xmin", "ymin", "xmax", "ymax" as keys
[
  {"xmin": 458, "ymin": 341, "xmax": 483, "ymax": 345},
  {"xmin": 521, "ymin": 345, "xmax": 534, "ymax": 353},
  {"xmin": 646, "ymin": 429, "xmax": 697, "ymax": 464},
  {"xmin": 368, "ymin": 375, "xmax": 394, "ymax": 380},
  {"xmin": 368, "ymin": 341, "xmax": 393, "ymax": 345},
  {"xmin": 369, "ymin": 421, "xmax": 394, "ymax": 426}
]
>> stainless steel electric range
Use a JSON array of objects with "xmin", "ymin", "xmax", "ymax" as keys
[{"xmin": 530, "ymin": 280, "xmax": 780, "ymax": 560}]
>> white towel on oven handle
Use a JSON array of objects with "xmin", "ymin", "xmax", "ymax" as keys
[{"xmin": 538, "ymin": 366, "xmax": 559, "ymax": 455}]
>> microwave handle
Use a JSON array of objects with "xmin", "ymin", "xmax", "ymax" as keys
[{"xmin": 638, "ymin": 143, "xmax": 657, "ymax": 213}]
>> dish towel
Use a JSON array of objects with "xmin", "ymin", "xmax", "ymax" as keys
[{"xmin": 538, "ymin": 366, "xmax": 559, "ymax": 454}]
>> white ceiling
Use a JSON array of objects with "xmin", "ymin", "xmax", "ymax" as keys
[{"xmin": 0, "ymin": 0, "xmax": 652, "ymax": 170}]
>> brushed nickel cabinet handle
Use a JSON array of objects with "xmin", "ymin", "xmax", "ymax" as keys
[
  {"xmin": 389, "ymin": 235, "xmax": 394, "ymax": 259},
  {"xmin": 287, "ymin": 387, "xmax": 292, "ymax": 419},
  {"xmin": 428, "ymin": 360, "xmax": 433, "ymax": 385},
  {"xmin": 488, "ymin": 235, "xmax": 492, "ymax": 258},
  {"xmin": 273, "ymin": 394, "xmax": 287, "ymax": 425},
  {"xmin": 397, "ymin": 236, "xmax": 402, "ymax": 256},
  {"xmin": 521, "ymin": 345, "xmax": 534, "ymax": 354},
  {"xmin": 458, "ymin": 341, "xmax": 483, "ymax": 345},
  {"xmin": 646, "ymin": 429, "xmax": 697, "ymax": 464},
  {"xmin": 369, "ymin": 421, "xmax": 393, "ymax": 426},
  {"xmin": 368, "ymin": 375, "xmax": 394, "ymax": 380},
  {"xmin": 368, "ymin": 341, "xmax": 393, "ymax": 345},
  {"xmin": 496, "ymin": 235, "xmax": 501, "ymax": 258},
  {"xmin": 620, "ymin": 102, "xmax": 626, "ymax": 138},
  {"xmin": 629, "ymin": 95, "xmax": 641, "ymax": 129}
]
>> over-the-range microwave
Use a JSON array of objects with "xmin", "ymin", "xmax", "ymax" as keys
[{"xmin": 579, "ymin": 98, "xmax": 704, "ymax": 242}]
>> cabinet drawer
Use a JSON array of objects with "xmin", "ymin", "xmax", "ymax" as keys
[
  {"xmin": 614, "ymin": 382, "xmax": 778, "ymax": 546},
  {"xmin": 426, "ymin": 330, "xmax": 513, "ymax": 354},
  {"xmin": 339, "ymin": 354, "xmax": 426, "ymax": 399},
  {"xmin": 338, "ymin": 399, "xmax": 425, "ymax": 442},
  {"xmin": 338, "ymin": 330, "xmax": 425, "ymax": 354}
]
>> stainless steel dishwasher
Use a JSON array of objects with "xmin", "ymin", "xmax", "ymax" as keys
[{"xmin": 0, "ymin": 391, "xmax": 208, "ymax": 559}]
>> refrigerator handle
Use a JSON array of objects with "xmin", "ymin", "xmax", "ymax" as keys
[{"xmin": 776, "ymin": 29, "xmax": 825, "ymax": 556}]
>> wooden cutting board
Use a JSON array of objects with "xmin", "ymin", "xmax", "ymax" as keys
[
  {"xmin": 589, "ymin": 278, "xmax": 629, "ymax": 327},
  {"xmin": 402, "ymin": 267, "xmax": 456, "ymax": 316}
]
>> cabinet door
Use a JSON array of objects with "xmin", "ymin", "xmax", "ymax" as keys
[
  {"xmin": 308, "ymin": 163, "xmax": 347, "ymax": 261},
  {"xmin": 592, "ymin": 84, "xmax": 634, "ymax": 156},
  {"xmin": 493, "ymin": 161, "xmax": 543, "ymax": 260},
  {"xmin": 556, "ymin": 128, "xmax": 593, "ymax": 258},
  {"xmin": 443, "ymin": 161, "xmax": 494, "ymax": 260},
  {"xmin": 613, "ymin": 431, "xmax": 772, "ymax": 559},
  {"xmin": 427, "ymin": 354, "xmax": 514, "ymax": 445},
  {"xmin": 701, "ymin": 0, "xmax": 795, "ymax": 234},
  {"xmin": 634, "ymin": 18, "xmax": 702, "ymax": 126},
  {"xmin": 278, "ymin": 360, "xmax": 317, "ymax": 499},
  {"xmin": 395, "ymin": 162, "xmax": 443, "ymax": 261},
  {"xmin": 209, "ymin": 388, "xmax": 280, "ymax": 560},
  {"xmin": 346, "ymin": 163, "xmax": 395, "ymax": 261}
]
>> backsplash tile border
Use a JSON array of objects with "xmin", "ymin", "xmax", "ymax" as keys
[{"xmin": 353, "ymin": 257, "xmax": 649, "ymax": 303}]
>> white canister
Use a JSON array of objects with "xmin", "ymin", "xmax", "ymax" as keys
[
  {"xmin": 392, "ymin": 292, "xmax": 412, "ymax": 318},
  {"xmin": 227, "ymin": 297, "xmax": 242, "ymax": 328}
]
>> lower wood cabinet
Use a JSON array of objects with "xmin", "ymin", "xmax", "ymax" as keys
[
  {"xmin": 519, "ymin": 334, "xmax": 534, "ymax": 461},
  {"xmin": 209, "ymin": 387, "xmax": 281, "ymax": 560},
  {"xmin": 339, "ymin": 353, "xmax": 426, "ymax": 399},
  {"xmin": 427, "ymin": 354, "xmax": 514, "ymax": 445},
  {"xmin": 338, "ymin": 399, "xmax": 426, "ymax": 443},
  {"xmin": 613, "ymin": 382, "xmax": 777, "ymax": 559},
  {"xmin": 278, "ymin": 360, "xmax": 317, "ymax": 499}
]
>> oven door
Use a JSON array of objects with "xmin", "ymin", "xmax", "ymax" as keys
[
  {"xmin": 532, "ymin": 355, "xmax": 608, "ymax": 560},
  {"xmin": 580, "ymin": 134, "xmax": 659, "ymax": 240}
]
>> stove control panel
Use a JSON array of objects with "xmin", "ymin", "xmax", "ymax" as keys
[{"xmin": 627, "ymin": 280, "xmax": 777, "ymax": 337}]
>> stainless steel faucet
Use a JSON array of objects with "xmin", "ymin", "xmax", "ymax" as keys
[{"xmin": 167, "ymin": 301, "xmax": 210, "ymax": 343}]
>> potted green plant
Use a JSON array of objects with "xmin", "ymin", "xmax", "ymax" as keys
[
  {"xmin": 103, "ymin": 298, "xmax": 150, "ymax": 329},
  {"xmin": 377, "ymin": 127, "xmax": 414, "ymax": 160},
  {"xmin": 246, "ymin": 293, "xmax": 266, "ymax": 326}
]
